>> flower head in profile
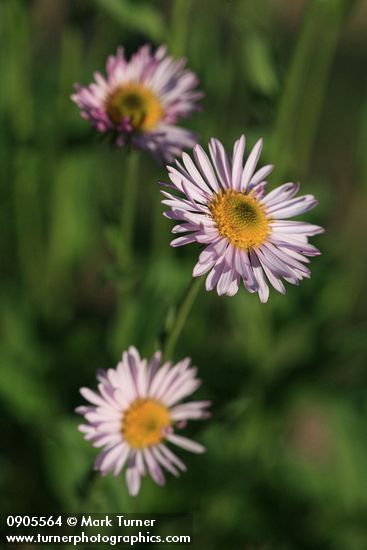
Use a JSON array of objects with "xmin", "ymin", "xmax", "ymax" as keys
[
  {"xmin": 71, "ymin": 45, "xmax": 202, "ymax": 162},
  {"xmin": 162, "ymin": 135, "xmax": 324, "ymax": 302},
  {"xmin": 76, "ymin": 347, "xmax": 210, "ymax": 496}
]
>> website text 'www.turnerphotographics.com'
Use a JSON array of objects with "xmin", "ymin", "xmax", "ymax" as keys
[{"xmin": 2, "ymin": 514, "xmax": 192, "ymax": 546}]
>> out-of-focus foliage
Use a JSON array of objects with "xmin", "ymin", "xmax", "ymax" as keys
[{"xmin": 0, "ymin": 0, "xmax": 367, "ymax": 548}]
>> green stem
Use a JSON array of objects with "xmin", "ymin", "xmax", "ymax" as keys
[
  {"xmin": 163, "ymin": 277, "xmax": 203, "ymax": 361},
  {"xmin": 121, "ymin": 150, "xmax": 139, "ymax": 267}
]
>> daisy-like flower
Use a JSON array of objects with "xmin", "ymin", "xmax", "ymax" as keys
[
  {"xmin": 162, "ymin": 135, "xmax": 324, "ymax": 302},
  {"xmin": 71, "ymin": 44, "xmax": 202, "ymax": 162},
  {"xmin": 76, "ymin": 347, "xmax": 210, "ymax": 496}
]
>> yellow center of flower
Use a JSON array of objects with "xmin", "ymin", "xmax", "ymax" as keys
[
  {"xmin": 106, "ymin": 84, "xmax": 163, "ymax": 131},
  {"xmin": 210, "ymin": 190, "xmax": 269, "ymax": 249},
  {"xmin": 122, "ymin": 398, "xmax": 171, "ymax": 449}
]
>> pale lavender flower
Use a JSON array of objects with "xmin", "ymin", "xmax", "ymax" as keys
[
  {"xmin": 76, "ymin": 347, "xmax": 210, "ymax": 496},
  {"xmin": 71, "ymin": 45, "xmax": 202, "ymax": 162},
  {"xmin": 162, "ymin": 135, "xmax": 324, "ymax": 302}
]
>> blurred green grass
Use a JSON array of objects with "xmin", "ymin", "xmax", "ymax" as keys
[{"xmin": 1, "ymin": 0, "xmax": 367, "ymax": 548}]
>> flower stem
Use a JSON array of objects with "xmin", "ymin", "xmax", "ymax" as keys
[
  {"xmin": 121, "ymin": 150, "xmax": 139, "ymax": 267},
  {"xmin": 163, "ymin": 277, "xmax": 203, "ymax": 362}
]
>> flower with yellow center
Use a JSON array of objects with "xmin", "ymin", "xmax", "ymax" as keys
[
  {"xmin": 209, "ymin": 190, "xmax": 269, "ymax": 250},
  {"xmin": 122, "ymin": 398, "xmax": 171, "ymax": 449},
  {"xmin": 77, "ymin": 347, "xmax": 210, "ymax": 496},
  {"xmin": 106, "ymin": 84, "xmax": 163, "ymax": 132},
  {"xmin": 162, "ymin": 134, "xmax": 323, "ymax": 302},
  {"xmin": 71, "ymin": 44, "xmax": 203, "ymax": 162}
]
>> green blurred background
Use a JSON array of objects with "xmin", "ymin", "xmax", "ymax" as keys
[{"xmin": 1, "ymin": 0, "xmax": 367, "ymax": 548}]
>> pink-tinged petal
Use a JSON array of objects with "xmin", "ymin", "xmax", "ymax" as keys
[
  {"xmin": 279, "ymin": 246, "xmax": 310, "ymax": 263},
  {"xmin": 195, "ymin": 230, "xmax": 220, "ymax": 245},
  {"xmin": 180, "ymin": 153, "xmax": 212, "ymax": 196},
  {"xmin": 111, "ymin": 389, "xmax": 130, "ymax": 411},
  {"xmin": 149, "ymin": 361, "xmax": 173, "ymax": 397},
  {"xmin": 164, "ymin": 378, "xmax": 201, "ymax": 407},
  {"xmin": 209, "ymin": 138, "xmax": 231, "ymax": 188},
  {"xmin": 92, "ymin": 419, "xmax": 122, "ymax": 433},
  {"xmin": 267, "ymin": 195, "xmax": 318, "ymax": 218},
  {"xmin": 238, "ymin": 250, "xmax": 259, "ymax": 292},
  {"xmin": 157, "ymin": 367, "xmax": 198, "ymax": 405},
  {"xmin": 91, "ymin": 433, "xmax": 122, "ymax": 448},
  {"xmin": 249, "ymin": 250, "xmax": 269, "ymax": 303},
  {"xmin": 170, "ymin": 400, "xmax": 211, "ymax": 414},
  {"xmin": 96, "ymin": 368, "xmax": 108, "ymax": 383},
  {"xmin": 163, "ymin": 197, "xmax": 195, "ymax": 213},
  {"xmin": 171, "ymin": 222, "xmax": 197, "ymax": 234},
  {"xmin": 171, "ymin": 234, "xmax": 199, "ymax": 247},
  {"xmin": 223, "ymin": 242, "xmax": 236, "ymax": 267},
  {"xmin": 78, "ymin": 424, "xmax": 95, "ymax": 435},
  {"xmin": 270, "ymin": 220, "xmax": 324, "ymax": 236},
  {"xmin": 127, "ymin": 346, "xmax": 142, "ymax": 366},
  {"xmin": 86, "ymin": 407, "xmax": 120, "ymax": 421},
  {"xmin": 75, "ymin": 406, "xmax": 94, "ymax": 415},
  {"xmin": 262, "ymin": 242, "xmax": 311, "ymax": 275},
  {"xmin": 135, "ymin": 450, "xmax": 146, "ymax": 476},
  {"xmin": 94, "ymin": 447, "xmax": 115, "ymax": 472},
  {"xmin": 193, "ymin": 258, "xmax": 216, "ymax": 277},
  {"xmin": 126, "ymin": 466, "xmax": 141, "ymax": 496},
  {"xmin": 116, "ymin": 362, "xmax": 137, "ymax": 402},
  {"xmin": 158, "ymin": 444, "xmax": 187, "ymax": 472},
  {"xmin": 167, "ymin": 209, "xmax": 208, "ymax": 226},
  {"xmin": 254, "ymin": 246, "xmax": 296, "ymax": 279},
  {"xmin": 193, "ymin": 145, "xmax": 220, "ymax": 193},
  {"xmin": 205, "ymin": 260, "xmax": 226, "ymax": 292},
  {"xmin": 135, "ymin": 362, "xmax": 148, "ymax": 397},
  {"xmin": 146, "ymin": 351, "xmax": 162, "ymax": 393},
  {"xmin": 261, "ymin": 264, "xmax": 286, "ymax": 294},
  {"xmin": 198, "ymin": 238, "xmax": 228, "ymax": 263},
  {"xmin": 181, "ymin": 182, "xmax": 210, "ymax": 212},
  {"xmin": 242, "ymin": 138, "xmax": 263, "ymax": 191},
  {"xmin": 143, "ymin": 448, "xmax": 165, "ymax": 486},
  {"xmin": 96, "ymin": 442, "xmax": 126, "ymax": 474},
  {"xmin": 171, "ymin": 408, "xmax": 211, "ymax": 420},
  {"xmin": 154, "ymin": 359, "xmax": 192, "ymax": 402},
  {"xmin": 166, "ymin": 433, "xmax": 206, "ymax": 454},
  {"xmin": 151, "ymin": 446, "xmax": 180, "ymax": 477},
  {"xmin": 261, "ymin": 182, "xmax": 300, "ymax": 207},
  {"xmin": 250, "ymin": 164, "xmax": 274, "ymax": 187},
  {"xmin": 226, "ymin": 275, "xmax": 240, "ymax": 296},
  {"xmin": 192, "ymin": 228, "xmax": 217, "ymax": 243},
  {"xmin": 217, "ymin": 265, "xmax": 236, "ymax": 296},
  {"xmin": 98, "ymin": 383, "xmax": 120, "ymax": 408},
  {"xmin": 80, "ymin": 387, "xmax": 107, "ymax": 407},
  {"xmin": 113, "ymin": 445, "xmax": 130, "ymax": 476},
  {"xmin": 269, "ymin": 235, "xmax": 320, "ymax": 256},
  {"xmin": 167, "ymin": 166, "xmax": 208, "ymax": 203},
  {"xmin": 232, "ymin": 135, "xmax": 246, "ymax": 191}
]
